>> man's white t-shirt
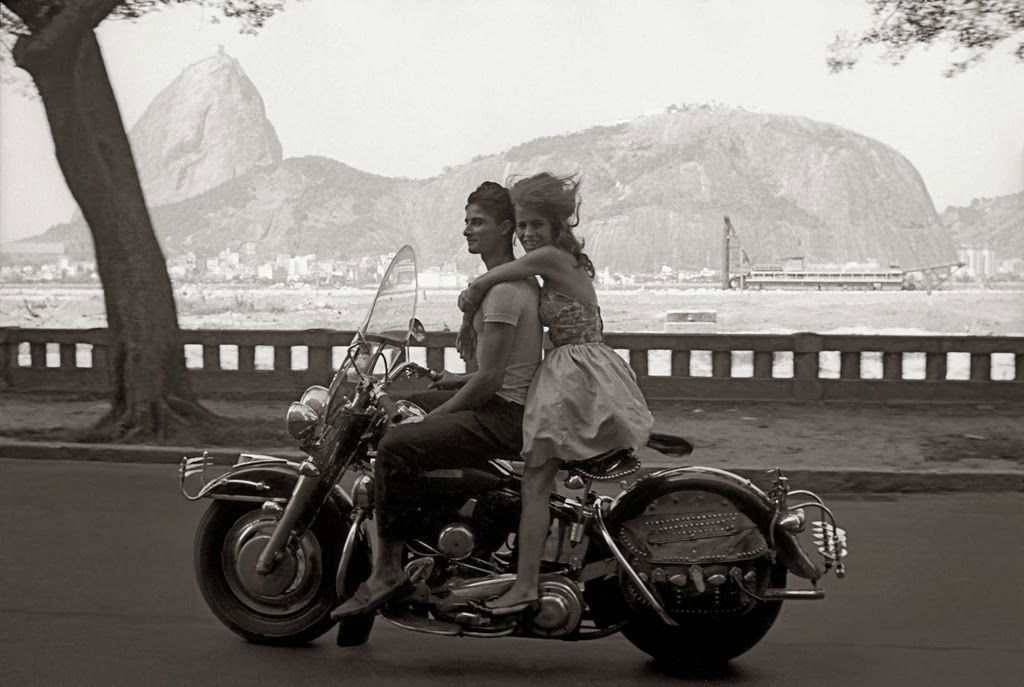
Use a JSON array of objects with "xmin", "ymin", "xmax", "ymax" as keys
[{"xmin": 472, "ymin": 280, "xmax": 542, "ymax": 405}]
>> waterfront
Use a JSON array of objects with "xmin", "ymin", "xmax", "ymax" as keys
[{"xmin": 4, "ymin": 285, "xmax": 1021, "ymax": 378}]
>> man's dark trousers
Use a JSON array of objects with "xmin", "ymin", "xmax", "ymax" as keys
[{"xmin": 373, "ymin": 390, "xmax": 523, "ymax": 539}]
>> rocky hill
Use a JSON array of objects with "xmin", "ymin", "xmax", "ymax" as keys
[
  {"xmin": 402, "ymin": 107, "xmax": 955, "ymax": 272},
  {"xmin": 940, "ymin": 191, "xmax": 1023, "ymax": 256},
  {"xmin": 129, "ymin": 50, "xmax": 282, "ymax": 206},
  {"xmin": 30, "ymin": 56, "xmax": 957, "ymax": 273}
]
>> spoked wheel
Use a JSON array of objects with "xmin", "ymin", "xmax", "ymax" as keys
[{"xmin": 194, "ymin": 501, "xmax": 372, "ymax": 645}]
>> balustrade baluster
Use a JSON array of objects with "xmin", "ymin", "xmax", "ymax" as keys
[
  {"xmin": 274, "ymin": 345, "xmax": 291, "ymax": 371},
  {"xmin": 29, "ymin": 342, "xmax": 46, "ymax": 368},
  {"xmin": 670, "ymin": 350, "xmax": 691, "ymax": 377},
  {"xmin": 203, "ymin": 344, "xmax": 221, "ymax": 370},
  {"xmin": 59, "ymin": 343, "xmax": 76, "ymax": 369},
  {"xmin": 925, "ymin": 352, "xmax": 946, "ymax": 380},
  {"xmin": 630, "ymin": 350, "xmax": 649, "ymax": 377},
  {"xmin": 711, "ymin": 350, "xmax": 731, "ymax": 378},
  {"xmin": 792, "ymin": 334, "xmax": 823, "ymax": 400},
  {"xmin": 970, "ymin": 353, "xmax": 990, "ymax": 381},
  {"xmin": 752, "ymin": 351, "xmax": 773, "ymax": 378},
  {"xmin": 308, "ymin": 346, "xmax": 331, "ymax": 377},
  {"xmin": 238, "ymin": 345, "xmax": 255, "ymax": 372},
  {"xmin": 882, "ymin": 352, "xmax": 902, "ymax": 380},
  {"xmin": 0, "ymin": 340, "xmax": 10, "ymax": 379},
  {"xmin": 840, "ymin": 351, "xmax": 861, "ymax": 379}
]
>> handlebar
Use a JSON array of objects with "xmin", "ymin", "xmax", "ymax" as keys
[
  {"xmin": 374, "ymin": 362, "xmax": 441, "ymax": 423},
  {"xmin": 385, "ymin": 361, "xmax": 443, "ymax": 384}
]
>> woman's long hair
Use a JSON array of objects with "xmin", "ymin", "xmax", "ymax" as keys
[{"xmin": 508, "ymin": 172, "xmax": 595, "ymax": 278}]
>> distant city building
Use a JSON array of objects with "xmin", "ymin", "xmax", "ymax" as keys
[
  {"xmin": 998, "ymin": 258, "xmax": 1024, "ymax": 276},
  {"xmin": 957, "ymin": 246, "xmax": 996, "ymax": 278},
  {"xmin": 288, "ymin": 255, "xmax": 312, "ymax": 277}
]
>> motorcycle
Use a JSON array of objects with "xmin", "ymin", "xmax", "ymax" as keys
[{"xmin": 180, "ymin": 245, "xmax": 848, "ymax": 665}]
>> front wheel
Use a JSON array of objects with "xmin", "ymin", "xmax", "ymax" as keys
[{"xmin": 194, "ymin": 501, "xmax": 373, "ymax": 645}]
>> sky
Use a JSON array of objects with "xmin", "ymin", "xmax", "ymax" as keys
[{"xmin": 1, "ymin": 0, "xmax": 1022, "ymax": 245}]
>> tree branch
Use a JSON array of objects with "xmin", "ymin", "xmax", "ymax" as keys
[{"xmin": 8, "ymin": 0, "xmax": 121, "ymax": 72}]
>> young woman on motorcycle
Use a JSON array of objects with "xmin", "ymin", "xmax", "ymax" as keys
[{"xmin": 458, "ymin": 172, "xmax": 655, "ymax": 614}]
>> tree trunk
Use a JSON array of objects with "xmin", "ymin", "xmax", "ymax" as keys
[{"xmin": 8, "ymin": 0, "xmax": 218, "ymax": 441}]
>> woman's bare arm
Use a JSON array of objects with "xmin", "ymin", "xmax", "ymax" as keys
[{"xmin": 459, "ymin": 246, "xmax": 566, "ymax": 311}]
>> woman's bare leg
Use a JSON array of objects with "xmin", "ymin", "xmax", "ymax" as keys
[{"xmin": 486, "ymin": 460, "xmax": 561, "ymax": 609}]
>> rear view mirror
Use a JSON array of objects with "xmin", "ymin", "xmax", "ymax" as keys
[{"xmin": 408, "ymin": 318, "xmax": 427, "ymax": 343}]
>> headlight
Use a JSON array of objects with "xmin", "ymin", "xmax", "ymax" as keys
[
  {"xmin": 392, "ymin": 400, "xmax": 427, "ymax": 424},
  {"xmin": 300, "ymin": 385, "xmax": 329, "ymax": 414},
  {"xmin": 286, "ymin": 402, "xmax": 319, "ymax": 440}
]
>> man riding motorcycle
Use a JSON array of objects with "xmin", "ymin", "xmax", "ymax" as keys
[{"xmin": 332, "ymin": 181, "xmax": 542, "ymax": 619}]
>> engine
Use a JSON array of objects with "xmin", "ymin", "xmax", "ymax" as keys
[
  {"xmin": 427, "ymin": 572, "xmax": 584, "ymax": 638},
  {"xmin": 436, "ymin": 523, "xmax": 475, "ymax": 560}
]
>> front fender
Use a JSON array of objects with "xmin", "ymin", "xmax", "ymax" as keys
[
  {"xmin": 180, "ymin": 453, "xmax": 353, "ymax": 513},
  {"xmin": 607, "ymin": 466, "xmax": 823, "ymax": 580}
]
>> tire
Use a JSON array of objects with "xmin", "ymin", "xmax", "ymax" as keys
[
  {"xmin": 193, "ymin": 501, "xmax": 373, "ymax": 645},
  {"xmin": 618, "ymin": 564, "xmax": 786, "ymax": 666}
]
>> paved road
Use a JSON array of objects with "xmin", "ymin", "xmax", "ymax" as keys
[{"xmin": 1, "ymin": 459, "xmax": 1021, "ymax": 687}]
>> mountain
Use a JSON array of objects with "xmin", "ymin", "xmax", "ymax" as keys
[
  {"xmin": 940, "ymin": 191, "xmax": 1024, "ymax": 257},
  {"xmin": 26, "ymin": 51, "xmax": 958, "ymax": 272},
  {"xmin": 129, "ymin": 50, "xmax": 282, "ymax": 206},
  {"xmin": 402, "ymin": 106, "xmax": 955, "ymax": 272},
  {"xmin": 43, "ymin": 156, "xmax": 413, "ymax": 261}
]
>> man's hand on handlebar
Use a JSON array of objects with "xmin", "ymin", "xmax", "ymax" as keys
[{"xmin": 429, "ymin": 370, "xmax": 471, "ymax": 390}]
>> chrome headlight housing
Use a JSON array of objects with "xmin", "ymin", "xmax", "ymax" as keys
[
  {"xmin": 300, "ymin": 385, "xmax": 330, "ymax": 414},
  {"xmin": 286, "ymin": 401, "xmax": 319, "ymax": 440}
]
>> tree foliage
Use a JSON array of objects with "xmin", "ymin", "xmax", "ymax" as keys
[{"xmin": 829, "ymin": 0, "xmax": 1024, "ymax": 76}]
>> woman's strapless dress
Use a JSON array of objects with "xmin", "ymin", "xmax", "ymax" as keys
[{"xmin": 521, "ymin": 287, "xmax": 655, "ymax": 468}]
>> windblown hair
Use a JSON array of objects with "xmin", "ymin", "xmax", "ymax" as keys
[
  {"xmin": 509, "ymin": 172, "xmax": 595, "ymax": 278},
  {"xmin": 466, "ymin": 181, "xmax": 515, "ymax": 227}
]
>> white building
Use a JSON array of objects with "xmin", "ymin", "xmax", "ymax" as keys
[{"xmin": 957, "ymin": 246, "xmax": 996, "ymax": 278}]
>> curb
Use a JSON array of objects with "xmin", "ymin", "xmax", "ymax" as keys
[{"xmin": 2, "ymin": 437, "xmax": 1021, "ymax": 493}]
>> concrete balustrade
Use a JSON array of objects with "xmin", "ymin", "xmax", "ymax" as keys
[{"xmin": 1, "ymin": 327, "xmax": 1022, "ymax": 402}]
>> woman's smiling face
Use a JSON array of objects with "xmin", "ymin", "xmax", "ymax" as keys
[{"xmin": 514, "ymin": 205, "xmax": 555, "ymax": 252}]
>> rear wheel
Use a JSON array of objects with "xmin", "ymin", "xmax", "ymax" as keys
[
  {"xmin": 588, "ymin": 562, "xmax": 786, "ymax": 666},
  {"xmin": 640, "ymin": 567, "xmax": 783, "ymax": 665},
  {"xmin": 194, "ymin": 501, "xmax": 373, "ymax": 645}
]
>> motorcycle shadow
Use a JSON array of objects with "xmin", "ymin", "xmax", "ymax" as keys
[{"xmin": 645, "ymin": 657, "xmax": 749, "ymax": 682}]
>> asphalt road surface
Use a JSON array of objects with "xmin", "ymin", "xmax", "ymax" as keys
[{"xmin": 1, "ymin": 459, "xmax": 1021, "ymax": 687}]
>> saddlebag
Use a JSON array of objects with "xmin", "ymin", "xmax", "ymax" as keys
[{"xmin": 616, "ymin": 490, "xmax": 768, "ymax": 565}]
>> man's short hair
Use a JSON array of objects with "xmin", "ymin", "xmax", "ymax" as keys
[{"xmin": 466, "ymin": 181, "xmax": 514, "ymax": 226}]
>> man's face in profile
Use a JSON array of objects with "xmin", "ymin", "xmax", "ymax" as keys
[{"xmin": 464, "ymin": 203, "xmax": 507, "ymax": 256}]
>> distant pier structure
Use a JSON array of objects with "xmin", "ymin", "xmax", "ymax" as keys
[{"xmin": 720, "ymin": 216, "xmax": 962, "ymax": 292}]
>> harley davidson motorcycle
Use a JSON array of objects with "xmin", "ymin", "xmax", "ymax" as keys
[{"xmin": 181, "ymin": 245, "xmax": 848, "ymax": 665}]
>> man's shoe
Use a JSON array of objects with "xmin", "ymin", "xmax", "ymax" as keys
[{"xmin": 331, "ymin": 580, "xmax": 414, "ymax": 620}]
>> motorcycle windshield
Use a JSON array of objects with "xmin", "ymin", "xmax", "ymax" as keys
[
  {"xmin": 360, "ymin": 245, "xmax": 418, "ymax": 342},
  {"xmin": 327, "ymin": 246, "xmax": 418, "ymax": 403}
]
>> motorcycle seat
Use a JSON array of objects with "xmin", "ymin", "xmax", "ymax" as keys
[{"xmin": 563, "ymin": 448, "xmax": 641, "ymax": 482}]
